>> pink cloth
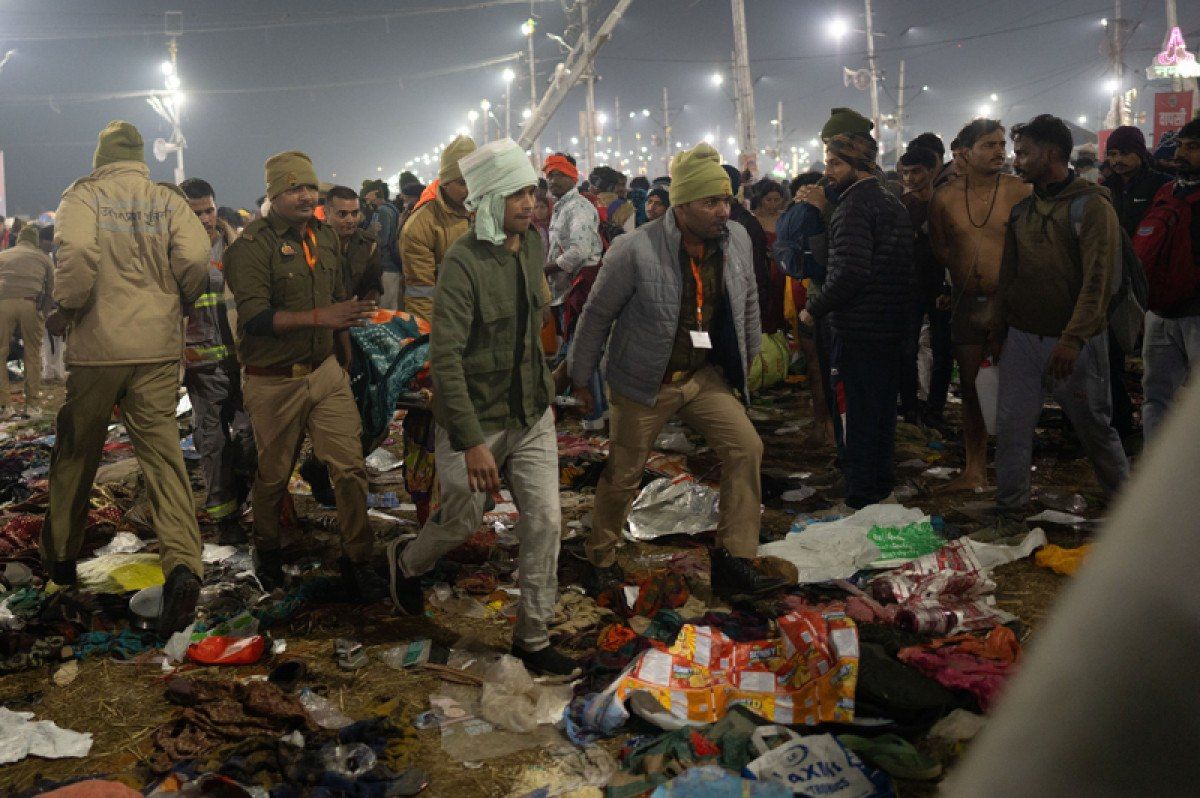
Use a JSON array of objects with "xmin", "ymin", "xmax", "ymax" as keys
[{"xmin": 898, "ymin": 646, "xmax": 1014, "ymax": 711}]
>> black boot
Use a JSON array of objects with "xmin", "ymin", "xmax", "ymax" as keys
[
  {"xmin": 339, "ymin": 557, "xmax": 389, "ymax": 603},
  {"xmin": 710, "ymin": 548, "xmax": 788, "ymax": 601},
  {"xmin": 255, "ymin": 548, "xmax": 287, "ymax": 592},
  {"xmin": 583, "ymin": 561, "xmax": 626, "ymax": 597},
  {"xmin": 386, "ymin": 538, "xmax": 425, "ymax": 616},
  {"xmin": 158, "ymin": 565, "xmax": 200, "ymax": 638},
  {"xmin": 299, "ymin": 457, "xmax": 336, "ymax": 508}
]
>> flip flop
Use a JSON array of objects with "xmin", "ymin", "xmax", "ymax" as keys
[{"xmin": 837, "ymin": 733, "xmax": 943, "ymax": 781}]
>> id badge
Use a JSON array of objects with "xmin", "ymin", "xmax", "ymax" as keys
[{"xmin": 689, "ymin": 330, "xmax": 713, "ymax": 349}]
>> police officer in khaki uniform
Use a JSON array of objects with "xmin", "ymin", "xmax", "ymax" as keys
[
  {"xmin": 224, "ymin": 151, "xmax": 387, "ymax": 600},
  {"xmin": 299, "ymin": 184, "xmax": 383, "ymax": 505},
  {"xmin": 45, "ymin": 121, "xmax": 211, "ymax": 636}
]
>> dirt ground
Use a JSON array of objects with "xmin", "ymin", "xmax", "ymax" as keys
[{"xmin": 0, "ymin": 374, "xmax": 1109, "ymax": 797}]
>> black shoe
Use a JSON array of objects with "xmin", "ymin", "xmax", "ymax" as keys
[
  {"xmin": 386, "ymin": 538, "xmax": 424, "ymax": 616},
  {"xmin": 217, "ymin": 519, "xmax": 248, "ymax": 546},
  {"xmin": 584, "ymin": 561, "xmax": 625, "ymax": 597},
  {"xmin": 512, "ymin": 643, "xmax": 581, "ymax": 678},
  {"xmin": 255, "ymin": 547, "xmax": 287, "ymax": 592},
  {"xmin": 158, "ymin": 565, "xmax": 200, "ymax": 638},
  {"xmin": 47, "ymin": 560, "xmax": 77, "ymax": 587},
  {"xmin": 339, "ymin": 557, "xmax": 389, "ymax": 603},
  {"xmin": 299, "ymin": 458, "xmax": 337, "ymax": 508},
  {"xmin": 710, "ymin": 548, "xmax": 788, "ymax": 601}
]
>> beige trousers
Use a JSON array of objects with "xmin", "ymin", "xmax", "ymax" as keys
[
  {"xmin": 587, "ymin": 365, "xmax": 763, "ymax": 566},
  {"xmin": 0, "ymin": 297, "xmax": 42, "ymax": 407},
  {"xmin": 44, "ymin": 361, "xmax": 202, "ymax": 578},
  {"xmin": 242, "ymin": 356, "xmax": 372, "ymax": 562}
]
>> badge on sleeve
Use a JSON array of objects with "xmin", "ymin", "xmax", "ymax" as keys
[{"xmin": 280, "ymin": 243, "xmax": 296, "ymax": 256}]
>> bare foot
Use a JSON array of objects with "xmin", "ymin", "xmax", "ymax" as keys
[{"xmin": 935, "ymin": 472, "xmax": 987, "ymax": 494}]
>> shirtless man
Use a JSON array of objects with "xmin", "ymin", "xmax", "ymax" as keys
[{"xmin": 929, "ymin": 119, "xmax": 1031, "ymax": 492}]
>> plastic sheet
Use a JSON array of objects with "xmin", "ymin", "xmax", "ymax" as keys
[
  {"xmin": 0, "ymin": 707, "xmax": 92, "ymax": 765},
  {"xmin": 479, "ymin": 655, "xmax": 573, "ymax": 733},
  {"xmin": 625, "ymin": 476, "xmax": 720, "ymax": 541}
]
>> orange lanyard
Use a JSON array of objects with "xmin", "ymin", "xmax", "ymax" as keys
[
  {"xmin": 300, "ymin": 227, "xmax": 318, "ymax": 271},
  {"xmin": 689, "ymin": 257, "xmax": 705, "ymax": 330}
]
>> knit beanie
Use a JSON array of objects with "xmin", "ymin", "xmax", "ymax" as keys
[
  {"xmin": 1105, "ymin": 126, "xmax": 1150, "ymax": 161},
  {"xmin": 264, "ymin": 151, "xmax": 318, "ymax": 199},
  {"xmin": 670, "ymin": 143, "xmax": 732, "ymax": 206},
  {"xmin": 93, "ymin": 121, "xmax": 144, "ymax": 169},
  {"xmin": 821, "ymin": 107, "xmax": 874, "ymax": 141},
  {"xmin": 16, "ymin": 225, "xmax": 38, "ymax": 246},
  {"xmin": 439, "ymin": 135, "xmax": 478, "ymax": 183}
]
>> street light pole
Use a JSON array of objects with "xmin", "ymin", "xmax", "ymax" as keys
[
  {"xmin": 522, "ymin": 18, "xmax": 539, "ymax": 160},
  {"xmin": 730, "ymin": 0, "xmax": 758, "ymax": 174},
  {"xmin": 895, "ymin": 59, "xmax": 906, "ymax": 157},
  {"xmin": 582, "ymin": 0, "xmax": 597, "ymax": 177},
  {"xmin": 864, "ymin": 0, "xmax": 881, "ymax": 161},
  {"xmin": 662, "ymin": 86, "xmax": 672, "ymax": 176},
  {"xmin": 502, "ymin": 68, "xmax": 515, "ymax": 139}
]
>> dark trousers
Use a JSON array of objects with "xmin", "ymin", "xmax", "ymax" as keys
[
  {"xmin": 813, "ymin": 314, "xmax": 845, "ymax": 459},
  {"xmin": 900, "ymin": 300, "xmax": 953, "ymax": 420},
  {"xmin": 1108, "ymin": 330, "xmax": 1133, "ymax": 439},
  {"xmin": 834, "ymin": 337, "xmax": 901, "ymax": 508}
]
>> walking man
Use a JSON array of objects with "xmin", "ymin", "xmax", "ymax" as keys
[
  {"xmin": 44, "ymin": 121, "xmax": 211, "ymax": 635},
  {"xmin": 990, "ymin": 114, "xmax": 1129, "ymax": 533},
  {"xmin": 929, "ymin": 119, "xmax": 1031, "ymax": 492},
  {"xmin": 0, "ymin": 224, "xmax": 53, "ymax": 416},
  {"xmin": 387, "ymin": 139, "xmax": 577, "ymax": 676},
  {"xmin": 179, "ymin": 177, "xmax": 256, "ymax": 541},
  {"xmin": 224, "ymin": 151, "xmax": 387, "ymax": 600},
  {"xmin": 570, "ymin": 143, "xmax": 783, "ymax": 601}
]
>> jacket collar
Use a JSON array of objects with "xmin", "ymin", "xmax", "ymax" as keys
[
  {"xmin": 90, "ymin": 161, "xmax": 150, "ymax": 180},
  {"xmin": 265, "ymin": 210, "xmax": 321, "ymax": 239}
]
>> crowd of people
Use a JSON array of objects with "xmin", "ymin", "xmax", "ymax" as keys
[{"xmin": 1, "ymin": 105, "xmax": 1198, "ymax": 681}]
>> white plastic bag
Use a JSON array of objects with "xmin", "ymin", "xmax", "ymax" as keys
[{"xmin": 744, "ymin": 729, "xmax": 885, "ymax": 797}]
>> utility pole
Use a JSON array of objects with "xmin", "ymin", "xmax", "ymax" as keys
[
  {"xmin": 615, "ymin": 95, "xmax": 622, "ymax": 160},
  {"xmin": 582, "ymin": 0, "xmax": 597, "ymax": 176},
  {"xmin": 730, "ymin": 0, "xmax": 758, "ymax": 174},
  {"xmin": 1106, "ymin": 0, "xmax": 1129, "ymax": 128},
  {"xmin": 895, "ymin": 59, "xmax": 906, "ymax": 158},
  {"xmin": 864, "ymin": 0, "xmax": 881, "ymax": 161},
  {"xmin": 775, "ymin": 99, "xmax": 784, "ymax": 161},
  {"xmin": 521, "ymin": 17, "xmax": 539, "ymax": 161},
  {"xmin": 662, "ymin": 85, "xmax": 672, "ymax": 175},
  {"xmin": 518, "ymin": 0, "xmax": 635, "ymax": 151}
]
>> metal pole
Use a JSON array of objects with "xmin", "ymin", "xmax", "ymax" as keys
[
  {"xmin": 582, "ymin": 0, "xmax": 597, "ymax": 177},
  {"xmin": 895, "ymin": 59, "xmax": 906, "ymax": 159},
  {"xmin": 527, "ymin": 20, "xmax": 539, "ymax": 159},
  {"xmin": 864, "ymin": 0, "xmax": 881, "ymax": 162},
  {"xmin": 662, "ymin": 85, "xmax": 672, "ymax": 175},
  {"xmin": 730, "ymin": 0, "xmax": 758, "ymax": 173},
  {"xmin": 776, "ymin": 99, "xmax": 783, "ymax": 160},
  {"xmin": 505, "ymin": 81, "xmax": 511, "ymax": 139},
  {"xmin": 615, "ymin": 95, "xmax": 621, "ymax": 161}
]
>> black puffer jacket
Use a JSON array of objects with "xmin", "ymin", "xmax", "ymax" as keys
[
  {"xmin": 1103, "ymin": 166, "xmax": 1172, "ymax": 238},
  {"xmin": 807, "ymin": 177, "xmax": 914, "ymax": 342}
]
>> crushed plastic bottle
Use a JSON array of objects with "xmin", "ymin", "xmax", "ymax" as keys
[
  {"xmin": 320, "ymin": 742, "xmax": 377, "ymax": 778},
  {"xmin": 298, "ymin": 688, "xmax": 353, "ymax": 730}
]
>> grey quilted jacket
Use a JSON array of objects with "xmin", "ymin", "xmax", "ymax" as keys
[{"xmin": 568, "ymin": 208, "xmax": 761, "ymax": 407}]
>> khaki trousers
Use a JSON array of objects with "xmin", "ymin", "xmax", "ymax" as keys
[
  {"xmin": 587, "ymin": 365, "xmax": 763, "ymax": 566},
  {"xmin": 242, "ymin": 356, "xmax": 371, "ymax": 562},
  {"xmin": 0, "ymin": 297, "xmax": 43, "ymax": 407},
  {"xmin": 43, "ymin": 361, "xmax": 202, "ymax": 577}
]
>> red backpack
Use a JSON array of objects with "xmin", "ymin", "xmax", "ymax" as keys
[{"xmin": 1132, "ymin": 182, "xmax": 1200, "ymax": 313}]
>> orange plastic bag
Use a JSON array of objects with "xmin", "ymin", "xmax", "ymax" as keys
[
  {"xmin": 186, "ymin": 635, "xmax": 266, "ymax": 665},
  {"xmin": 1035, "ymin": 543, "xmax": 1091, "ymax": 576}
]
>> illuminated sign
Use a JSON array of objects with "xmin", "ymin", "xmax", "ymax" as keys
[{"xmin": 1147, "ymin": 27, "xmax": 1200, "ymax": 79}]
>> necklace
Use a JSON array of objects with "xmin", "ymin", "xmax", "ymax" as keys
[{"xmin": 964, "ymin": 172, "xmax": 1001, "ymax": 229}]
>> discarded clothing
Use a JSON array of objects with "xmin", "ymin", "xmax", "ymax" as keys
[{"xmin": 897, "ymin": 626, "xmax": 1020, "ymax": 711}]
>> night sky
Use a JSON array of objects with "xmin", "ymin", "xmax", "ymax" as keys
[{"xmin": 0, "ymin": 0, "xmax": 1194, "ymax": 215}]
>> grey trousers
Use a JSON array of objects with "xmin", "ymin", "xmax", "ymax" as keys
[
  {"xmin": 400, "ymin": 407, "xmax": 561, "ymax": 651},
  {"xmin": 995, "ymin": 328, "xmax": 1129, "ymax": 512},
  {"xmin": 1142, "ymin": 311, "xmax": 1200, "ymax": 443},
  {"xmin": 184, "ymin": 362, "xmax": 255, "ymax": 521}
]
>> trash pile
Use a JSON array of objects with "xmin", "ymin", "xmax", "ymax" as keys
[{"xmin": 0, "ymin": 379, "xmax": 1102, "ymax": 797}]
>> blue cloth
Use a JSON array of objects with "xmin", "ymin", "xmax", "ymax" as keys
[
  {"xmin": 629, "ymin": 188, "xmax": 649, "ymax": 227},
  {"xmin": 773, "ymin": 201, "xmax": 825, "ymax": 281},
  {"xmin": 349, "ymin": 316, "xmax": 430, "ymax": 446}
]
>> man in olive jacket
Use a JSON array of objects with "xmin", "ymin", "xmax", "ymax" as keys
[
  {"xmin": 387, "ymin": 139, "xmax": 577, "ymax": 678},
  {"xmin": 44, "ymin": 121, "xmax": 211, "ymax": 636}
]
